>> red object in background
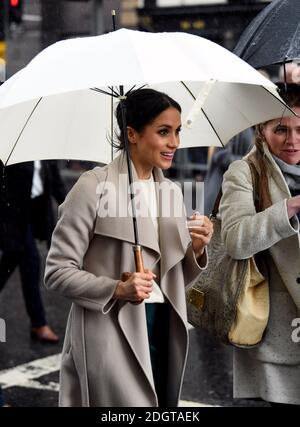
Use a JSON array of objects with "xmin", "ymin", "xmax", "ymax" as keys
[{"xmin": 9, "ymin": 0, "xmax": 23, "ymax": 24}]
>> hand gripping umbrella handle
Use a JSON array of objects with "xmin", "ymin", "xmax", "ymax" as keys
[
  {"xmin": 121, "ymin": 245, "xmax": 145, "ymax": 305},
  {"xmin": 121, "ymin": 245, "xmax": 145, "ymax": 282},
  {"xmin": 121, "ymin": 245, "xmax": 145, "ymax": 281}
]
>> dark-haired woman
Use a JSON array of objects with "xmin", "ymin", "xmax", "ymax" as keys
[
  {"xmin": 45, "ymin": 89, "xmax": 213, "ymax": 407},
  {"xmin": 219, "ymin": 84, "xmax": 300, "ymax": 406}
]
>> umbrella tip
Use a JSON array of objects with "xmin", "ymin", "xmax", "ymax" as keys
[{"xmin": 111, "ymin": 9, "xmax": 117, "ymax": 31}]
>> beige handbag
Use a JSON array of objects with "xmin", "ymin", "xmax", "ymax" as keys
[
  {"xmin": 186, "ymin": 159, "xmax": 270, "ymax": 347},
  {"xmin": 228, "ymin": 257, "xmax": 269, "ymax": 346}
]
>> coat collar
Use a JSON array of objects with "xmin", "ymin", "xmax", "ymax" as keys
[
  {"xmin": 94, "ymin": 153, "xmax": 160, "ymax": 254},
  {"xmin": 95, "ymin": 154, "xmax": 191, "ymax": 399},
  {"xmin": 94, "ymin": 153, "xmax": 191, "ymax": 279},
  {"xmin": 246, "ymin": 144, "xmax": 291, "ymax": 197}
]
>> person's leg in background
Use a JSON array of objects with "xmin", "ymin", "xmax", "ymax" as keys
[
  {"xmin": 19, "ymin": 225, "xmax": 58, "ymax": 343},
  {"xmin": 0, "ymin": 385, "xmax": 5, "ymax": 407},
  {"xmin": 0, "ymin": 252, "xmax": 19, "ymax": 292},
  {"xmin": 145, "ymin": 303, "xmax": 169, "ymax": 407}
]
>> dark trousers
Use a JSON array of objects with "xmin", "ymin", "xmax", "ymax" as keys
[
  {"xmin": 0, "ymin": 385, "xmax": 4, "ymax": 407},
  {"xmin": 145, "ymin": 303, "xmax": 169, "ymax": 407},
  {"xmin": 0, "ymin": 225, "xmax": 46, "ymax": 328}
]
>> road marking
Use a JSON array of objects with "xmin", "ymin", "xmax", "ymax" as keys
[
  {"xmin": 16, "ymin": 380, "xmax": 60, "ymax": 392},
  {"xmin": 0, "ymin": 354, "xmax": 61, "ymax": 390},
  {"xmin": 0, "ymin": 353, "xmax": 221, "ymax": 406},
  {"xmin": 180, "ymin": 400, "xmax": 220, "ymax": 407},
  {"xmin": 23, "ymin": 14, "xmax": 42, "ymax": 22}
]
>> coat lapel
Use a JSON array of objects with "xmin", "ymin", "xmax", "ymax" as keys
[
  {"xmin": 247, "ymin": 145, "xmax": 290, "ymax": 197},
  {"xmin": 153, "ymin": 167, "xmax": 191, "ymax": 280},
  {"xmin": 94, "ymin": 153, "xmax": 160, "ymax": 255},
  {"xmin": 117, "ymin": 300, "xmax": 156, "ymax": 394},
  {"xmin": 263, "ymin": 144, "xmax": 293, "ymax": 198},
  {"xmin": 94, "ymin": 153, "xmax": 191, "ymax": 269}
]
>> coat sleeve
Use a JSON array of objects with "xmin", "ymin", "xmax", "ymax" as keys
[
  {"xmin": 44, "ymin": 169, "xmax": 119, "ymax": 313},
  {"xmin": 182, "ymin": 245, "xmax": 208, "ymax": 288},
  {"xmin": 219, "ymin": 159, "xmax": 299, "ymax": 259}
]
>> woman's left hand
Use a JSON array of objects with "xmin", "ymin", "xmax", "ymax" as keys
[{"xmin": 187, "ymin": 213, "xmax": 213, "ymax": 259}]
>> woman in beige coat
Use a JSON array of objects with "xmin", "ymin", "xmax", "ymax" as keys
[
  {"xmin": 45, "ymin": 89, "xmax": 213, "ymax": 407},
  {"xmin": 219, "ymin": 84, "xmax": 300, "ymax": 407}
]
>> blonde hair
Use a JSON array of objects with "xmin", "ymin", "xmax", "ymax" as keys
[{"xmin": 251, "ymin": 84, "xmax": 300, "ymax": 209}]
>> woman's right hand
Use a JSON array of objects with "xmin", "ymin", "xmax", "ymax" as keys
[
  {"xmin": 287, "ymin": 195, "xmax": 300, "ymax": 218},
  {"xmin": 113, "ymin": 270, "xmax": 155, "ymax": 302}
]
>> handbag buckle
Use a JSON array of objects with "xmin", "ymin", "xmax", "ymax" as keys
[{"xmin": 189, "ymin": 288, "xmax": 205, "ymax": 310}]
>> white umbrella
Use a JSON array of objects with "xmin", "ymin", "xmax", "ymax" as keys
[{"xmin": 0, "ymin": 28, "xmax": 293, "ymax": 166}]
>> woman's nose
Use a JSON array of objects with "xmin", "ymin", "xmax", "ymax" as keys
[
  {"xmin": 168, "ymin": 133, "xmax": 180, "ymax": 148},
  {"xmin": 286, "ymin": 130, "xmax": 300, "ymax": 144}
]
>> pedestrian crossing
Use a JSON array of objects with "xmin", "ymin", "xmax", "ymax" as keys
[
  {"xmin": 0, "ymin": 354, "xmax": 60, "ymax": 391},
  {"xmin": 0, "ymin": 353, "xmax": 219, "ymax": 407}
]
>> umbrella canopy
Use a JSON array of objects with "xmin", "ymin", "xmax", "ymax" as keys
[
  {"xmin": 0, "ymin": 28, "xmax": 293, "ymax": 165},
  {"xmin": 234, "ymin": 0, "xmax": 300, "ymax": 69}
]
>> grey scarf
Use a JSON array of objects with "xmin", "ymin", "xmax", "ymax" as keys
[{"xmin": 272, "ymin": 155, "xmax": 300, "ymax": 191}]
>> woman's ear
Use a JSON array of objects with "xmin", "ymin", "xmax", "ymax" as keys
[{"xmin": 127, "ymin": 126, "xmax": 137, "ymax": 144}]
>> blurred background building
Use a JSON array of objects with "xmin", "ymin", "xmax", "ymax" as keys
[
  {"xmin": 138, "ymin": 1, "xmax": 271, "ymax": 49},
  {"xmin": 0, "ymin": 0, "xmax": 272, "ymax": 180}
]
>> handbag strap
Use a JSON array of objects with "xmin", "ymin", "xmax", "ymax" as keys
[
  {"xmin": 211, "ymin": 189, "xmax": 223, "ymax": 218},
  {"xmin": 211, "ymin": 159, "xmax": 263, "ymax": 218}
]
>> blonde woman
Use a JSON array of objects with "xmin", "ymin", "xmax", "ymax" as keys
[{"xmin": 220, "ymin": 84, "xmax": 300, "ymax": 407}]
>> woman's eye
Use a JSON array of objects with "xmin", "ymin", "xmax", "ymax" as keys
[
  {"xmin": 159, "ymin": 129, "xmax": 168, "ymax": 136},
  {"xmin": 274, "ymin": 127, "xmax": 287, "ymax": 134}
]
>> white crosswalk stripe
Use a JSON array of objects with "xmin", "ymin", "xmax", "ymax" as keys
[
  {"xmin": 0, "ymin": 354, "xmax": 61, "ymax": 390},
  {"xmin": 180, "ymin": 400, "xmax": 220, "ymax": 407},
  {"xmin": 0, "ymin": 353, "xmax": 220, "ymax": 406}
]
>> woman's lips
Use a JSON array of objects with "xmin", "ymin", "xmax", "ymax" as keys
[{"xmin": 161, "ymin": 152, "xmax": 174, "ymax": 160}]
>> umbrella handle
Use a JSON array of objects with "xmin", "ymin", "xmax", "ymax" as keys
[
  {"xmin": 121, "ymin": 245, "xmax": 145, "ymax": 305},
  {"xmin": 133, "ymin": 245, "xmax": 145, "ymax": 273},
  {"xmin": 120, "ymin": 245, "xmax": 145, "ymax": 281}
]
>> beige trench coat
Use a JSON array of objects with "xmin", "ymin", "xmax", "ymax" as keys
[
  {"xmin": 219, "ymin": 144, "xmax": 300, "ymax": 404},
  {"xmin": 45, "ymin": 154, "xmax": 206, "ymax": 407}
]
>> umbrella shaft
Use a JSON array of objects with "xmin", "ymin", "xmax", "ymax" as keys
[{"xmin": 119, "ymin": 98, "xmax": 140, "ymax": 246}]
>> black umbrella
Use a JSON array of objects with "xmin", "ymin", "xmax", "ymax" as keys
[{"xmin": 234, "ymin": 0, "xmax": 300, "ymax": 69}]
